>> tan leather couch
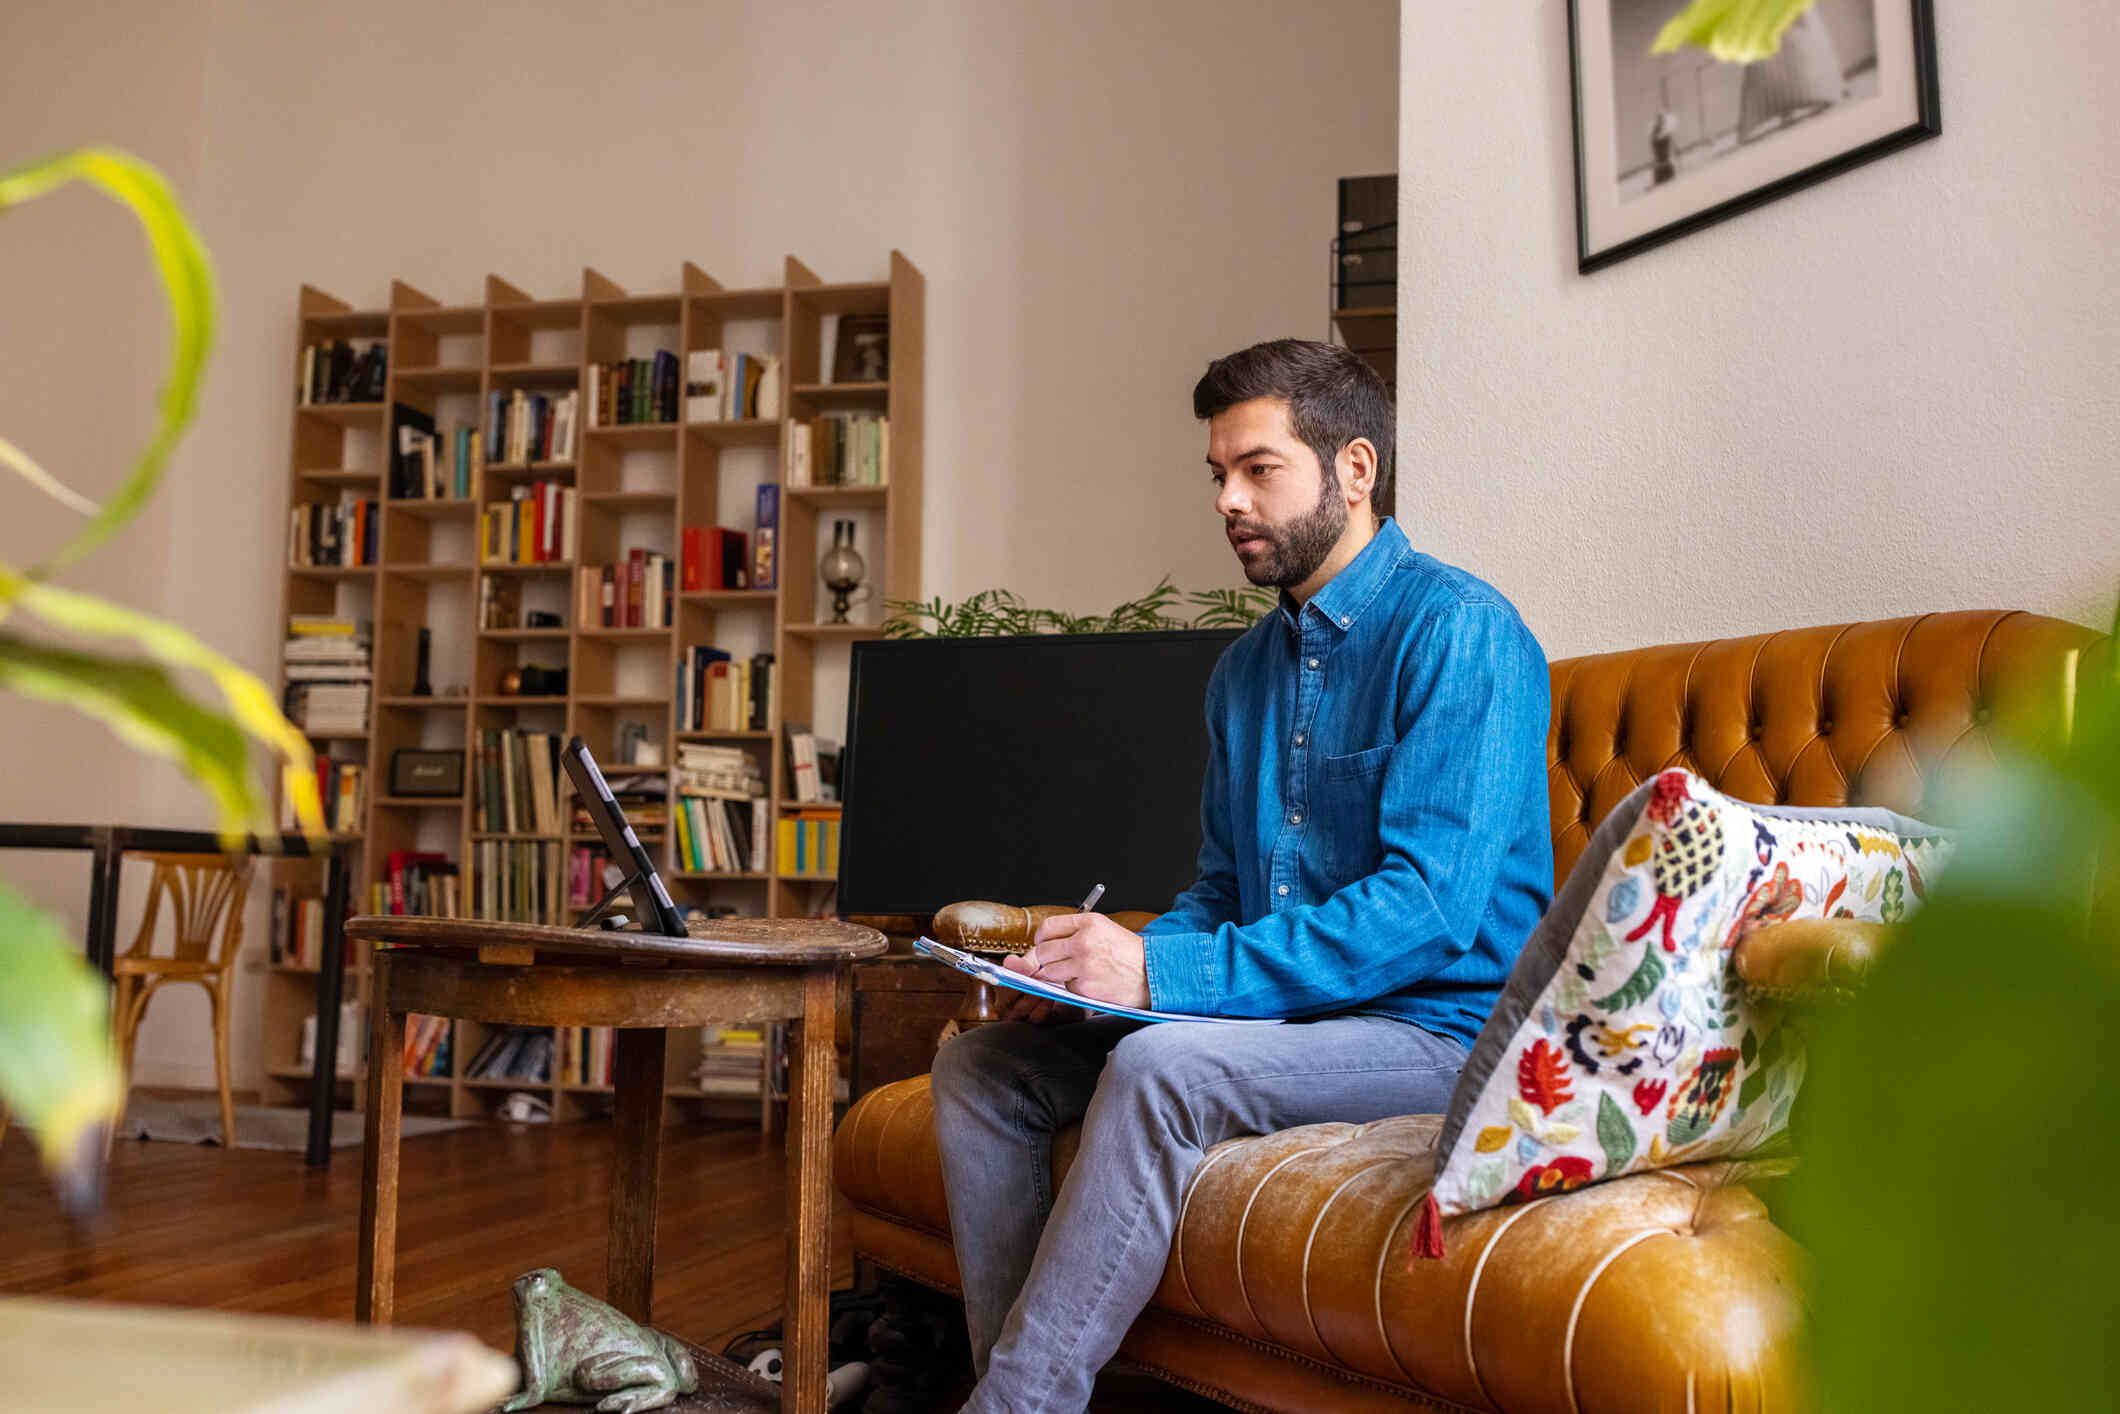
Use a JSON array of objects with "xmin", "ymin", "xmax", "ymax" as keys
[{"xmin": 834, "ymin": 611, "xmax": 2104, "ymax": 1413}]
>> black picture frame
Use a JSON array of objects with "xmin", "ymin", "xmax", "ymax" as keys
[{"xmin": 1570, "ymin": 0, "xmax": 1941, "ymax": 274}]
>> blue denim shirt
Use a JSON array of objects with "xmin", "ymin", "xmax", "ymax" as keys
[{"xmin": 1142, "ymin": 518, "xmax": 1553, "ymax": 1047}]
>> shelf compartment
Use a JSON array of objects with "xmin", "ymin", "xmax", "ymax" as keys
[
  {"xmin": 791, "ymin": 281, "xmax": 889, "ymax": 317},
  {"xmin": 294, "ymin": 467, "xmax": 382, "ymax": 486},
  {"xmin": 301, "ymin": 308, "xmax": 390, "ymax": 336},
  {"xmin": 687, "ymin": 287, "xmax": 784, "ymax": 320},
  {"xmin": 489, "ymin": 361, "xmax": 581, "ymax": 386},
  {"xmin": 490, "ymin": 300, "xmax": 583, "ymax": 331},
  {"xmin": 483, "ymin": 461, "xmax": 577, "ymax": 482},
  {"xmin": 585, "ymin": 423, "xmax": 679, "ymax": 449},
  {"xmin": 481, "ymin": 561, "xmax": 577, "ymax": 575},
  {"xmin": 577, "ymin": 627, "xmax": 671, "ymax": 641},
  {"xmin": 481, "ymin": 627, "xmax": 570, "ymax": 641},
  {"xmin": 574, "ymin": 694, "xmax": 667, "ymax": 708},
  {"xmin": 684, "ymin": 419, "xmax": 779, "ymax": 446},
  {"xmin": 472, "ymin": 695, "xmax": 569, "ymax": 706},
  {"xmin": 393, "ymin": 367, "xmax": 481, "ymax": 394},
  {"xmin": 384, "ymin": 498, "xmax": 477, "ymax": 519},
  {"xmin": 581, "ymin": 491, "xmax": 676, "ymax": 511},
  {"xmin": 790, "ymin": 382, "xmax": 887, "ymax": 408},
  {"xmin": 588, "ymin": 293, "xmax": 681, "ymax": 325},
  {"xmin": 679, "ymin": 589, "xmax": 775, "ymax": 607},
  {"xmin": 384, "ymin": 563, "xmax": 476, "ymax": 580},
  {"xmin": 786, "ymin": 485, "xmax": 887, "ymax": 507},
  {"xmin": 399, "ymin": 305, "xmax": 485, "ymax": 335},
  {"xmin": 297, "ymin": 401, "xmax": 387, "ymax": 426},
  {"xmin": 783, "ymin": 623, "xmax": 884, "ymax": 641},
  {"xmin": 288, "ymin": 564, "xmax": 376, "ymax": 580},
  {"xmin": 374, "ymin": 695, "xmax": 470, "ymax": 710}
]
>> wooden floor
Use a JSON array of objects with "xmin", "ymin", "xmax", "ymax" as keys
[
  {"xmin": 0, "ymin": 1115, "xmax": 840, "ymax": 1358},
  {"xmin": 0, "ymin": 1111, "xmax": 1222, "ymax": 1411}
]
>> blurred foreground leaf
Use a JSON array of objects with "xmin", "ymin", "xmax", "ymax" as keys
[{"xmin": 1652, "ymin": 0, "xmax": 1818, "ymax": 64}]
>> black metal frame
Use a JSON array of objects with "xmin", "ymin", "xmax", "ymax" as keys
[
  {"xmin": 1569, "ymin": 0, "xmax": 1943, "ymax": 274},
  {"xmin": 0, "ymin": 823, "xmax": 350, "ymax": 1167}
]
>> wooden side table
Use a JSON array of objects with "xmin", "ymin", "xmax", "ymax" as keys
[{"xmin": 348, "ymin": 916, "xmax": 884, "ymax": 1414}]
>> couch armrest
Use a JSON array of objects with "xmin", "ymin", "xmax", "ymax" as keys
[
  {"xmin": 1733, "ymin": 917, "xmax": 1893, "ymax": 1003},
  {"xmin": 931, "ymin": 899, "xmax": 1159, "ymax": 954}
]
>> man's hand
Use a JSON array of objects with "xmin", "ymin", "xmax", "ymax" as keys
[{"xmin": 1006, "ymin": 913, "xmax": 1151, "ymax": 1010}]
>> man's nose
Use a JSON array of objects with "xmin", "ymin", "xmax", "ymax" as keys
[{"xmin": 1215, "ymin": 479, "xmax": 1249, "ymax": 520}]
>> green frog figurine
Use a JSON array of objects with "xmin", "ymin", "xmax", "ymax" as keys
[{"xmin": 502, "ymin": 1267, "xmax": 701, "ymax": 1413}]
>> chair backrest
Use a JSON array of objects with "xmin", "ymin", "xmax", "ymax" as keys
[
  {"xmin": 125, "ymin": 852, "xmax": 254, "ymax": 965},
  {"xmin": 1546, "ymin": 610, "xmax": 2104, "ymax": 886}
]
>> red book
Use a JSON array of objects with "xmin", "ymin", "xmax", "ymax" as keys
[
  {"xmin": 387, "ymin": 850, "xmax": 410, "ymax": 916},
  {"xmin": 626, "ymin": 548, "xmax": 646, "ymax": 628},
  {"xmin": 681, "ymin": 526, "xmax": 704, "ymax": 592}
]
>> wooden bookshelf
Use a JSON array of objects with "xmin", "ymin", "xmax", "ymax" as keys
[{"xmin": 264, "ymin": 256, "xmax": 922, "ymax": 1126}]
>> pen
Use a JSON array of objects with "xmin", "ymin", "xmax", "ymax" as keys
[{"xmin": 1077, "ymin": 882, "xmax": 1105, "ymax": 913}]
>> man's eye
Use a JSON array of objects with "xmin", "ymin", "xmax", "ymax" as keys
[{"xmin": 1210, "ymin": 473, "xmax": 1225, "ymax": 487}]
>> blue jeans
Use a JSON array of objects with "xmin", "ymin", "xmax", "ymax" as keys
[{"xmin": 929, "ymin": 1014, "xmax": 1467, "ymax": 1414}]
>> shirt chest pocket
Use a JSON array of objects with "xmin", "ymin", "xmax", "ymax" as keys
[{"xmin": 1311, "ymin": 744, "xmax": 1393, "ymax": 880}]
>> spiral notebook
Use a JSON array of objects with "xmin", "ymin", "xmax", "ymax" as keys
[{"xmin": 913, "ymin": 936, "xmax": 1281, "ymax": 1026}]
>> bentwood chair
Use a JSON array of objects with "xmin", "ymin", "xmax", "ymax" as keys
[{"xmin": 111, "ymin": 853, "xmax": 254, "ymax": 1147}]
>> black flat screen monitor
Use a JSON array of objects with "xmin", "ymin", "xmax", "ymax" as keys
[
  {"xmin": 838, "ymin": 629, "xmax": 1244, "ymax": 916},
  {"xmin": 562, "ymin": 735, "xmax": 688, "ymax": 937}
]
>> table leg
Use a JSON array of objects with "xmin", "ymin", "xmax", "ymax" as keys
[
  {"xmin": 85, "ymin": 831, "xmax": 120, "ymax": 977},
  {"xmin": 608, "ymin": 1027, "xmax": 667, "ymax": 1325},
  {"xmin": 307, "ymin": 849, "xmax": 352, "ymax": 1168},
  {"xmin": 355, "ymin": 952, "xmax": 404, "ymax": 1325},
  {"xmin": 782, "ymin": 968, "xmax": 836, "ymax": 1414}
]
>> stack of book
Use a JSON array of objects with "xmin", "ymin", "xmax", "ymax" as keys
[
  {"xmin": 465, "ymin": 1026, "xmax": 554, "ymax": 1084},
  {"xmin": 788, "ymin": 414, "xmax": 888, "ymax": 487},
  {"xmin": 675, "ymin": 792, "xmax": 768, "ymax": 875},
  {"xmin": 581, "ymin": 547, "xmax": 675, "ymax": 628},
  {"xmin": 482, "ymin": 479, "xmax": 578, "ymax": 565},
  {"xmin": 676, "ymin": 742, "xmax": 763, "ymax": 797},
  {"xmin": 382, "ymin": 850, "xmax": 459, "ymax": 917},
  {"xmin": 677, "ymin": 649, "xmax": 773, "ymax": 733},
  {"xmin": 682, "ymin": 350, "xmax": 782, "ymax": 422},
  {"xmin": 562, "ymin": 1027, "xmax": 614, "ymax": 1087},
  {"xmin": 485, "ymin": 389, "xmax": 577, "ymax": 466},
  {"xmin": 269, "ymin": 887, "xmax": 336, "ymax": 968},
  {"xmin": 401, "ymin": 1015, "xmax": 453, "ymax": 1079},
  {"xmin": 588, "ymin": 353, "xmax": 678, "ymax": 426},
  {"xmin": 691, "ymin": 1024, "xmax": 766, "ymax": 1096},
  {"xmin": 569, "ymin": 769, "xmax": 666, "ymax": 836},
  {"xmin": 298, "ymin": 339, "xmax": 386, "ymax": 404},
  {"xmin": 470, "ymin": 839, "xmax": 558, "ymax": 922},
  {"xmin": 288, "ymin": 497, "xmax": 378, "ymax": 567},
  {"xmin": 284, "ymin": 617, "xmax": 372, "ymax": 736},
  {"xmin": 475, "ymin": 729, "xmax": 564, "ymax": 835},
  {"xmin": 783, "ymin": 730, "xmax": 840, "ymax": 803},
  {"xmin": 778, "ymin": 811, "xmax": 841, "ymax": 877}
]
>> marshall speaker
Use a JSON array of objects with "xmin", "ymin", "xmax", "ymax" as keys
[{"xmin": 390, "ymin": 749, "xmax": 466, "ymax": 798}]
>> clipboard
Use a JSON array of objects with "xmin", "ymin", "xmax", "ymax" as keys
[{"xmin": 913, "ymin": 937, "xmax": 1281, "ymax": 1026}]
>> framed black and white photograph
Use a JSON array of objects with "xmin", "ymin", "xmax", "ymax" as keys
[{"xmin": 1570, "ymin": 0, "xmax": 1940, "ymax": 273}]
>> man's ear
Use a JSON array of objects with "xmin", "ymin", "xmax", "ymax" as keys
[{"xmin": 1338, "ymin": 437, "xmax": 1378, "ymax": 509}]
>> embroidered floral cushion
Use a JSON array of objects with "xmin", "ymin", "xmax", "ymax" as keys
[{"xmin": 1421, "ymin": 769, "xmax": 1950, "ymax": 1245}]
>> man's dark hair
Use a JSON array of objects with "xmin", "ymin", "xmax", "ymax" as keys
[{"xmin": 1192, "ymin": 339, "xmax": 1395, "ymax": 518}]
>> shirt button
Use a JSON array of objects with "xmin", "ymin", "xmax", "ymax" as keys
[
  {"xmin": 1277, "ymin": 884, "xmax": 1289, "ymax": 896},
  {"xmin": 1339, "ymin": 616, "xmax": 1350, "ymax": 627},
  {"xmin": 1289, "ymin": 812, "xmax": 1302, "ymax": 824},
  {"xmin": 1307, "ymin": 657, "xmax": 1319, "ymax": 669},
  {"xmin": 1293, "ymin": 733, "xmax": 1305, "ymax": 746}
]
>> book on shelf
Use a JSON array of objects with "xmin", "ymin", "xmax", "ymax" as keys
[
  {"xmin": 475, "ymin": 728, "xmax": 564, "ymax": 836},
  {"xmin": 298, "ymin": 339, "xmax": 386, "ymax": 405},
  {"xmin": 485, "ymin": 389, "xmax": 577, "ymax": 466},
  {"xmin": 692, "ymin": 1023, "xmax": 767, "ymax": 1095},
  {"xmin": 401, "ymin": 1014, "xmax": 453, "ymax": 1079},
  {"xmin": 562, "ymin": 1026, "xmax": 614, "ymax": 1087},
  {"xmin": 581, "ymin": 547, "xmax": 674, "ymax": 629},
  {"xmin": 787, "ymin": 414, "xmax": 889, "ymax": 489},
  {"xmin": 679, "ymin": 526, "xmax": 749, "ymax": 591},
  {"xmin": 288, "ymin": 496, "xmax": 378, "ymax": 567},
  {"xmin": 385, "ymin": 851, "xmax": 459, "ymax": 918},
  {"xmin": 752, "ymin": 485, "xmax": 779, "ymax": 590},
  {"xmin": 588, "ymin": 353, "xmax": 678, "ymax": 427},
  {"xmin": 299, "ymin": 1002, "xmax": 364, "ymax": 1075},
  {"xmin": 686, "ymin": 350, "xmax": 782, "ymax": 422},
  {"xmin": 269, "ymin": 886, "xmax": 346, "ymax": 968},
  {"xmin": 465, "ymin": 1025, "xmax": 554, "ymax": 1084},
  {"xmin": 675, "ymin": 742, "xmax": 765, "ymax": 796},
  {"xmin": 778, "ymin": 811, "xmax": 841, "ymax": 877},
  {"xmin": 479, "ymin": 575, "xmax": 524, "ymax": 630},
  {"xmin": 481, "ymin": 480, "xmax": 577, "ymax": 565},
  {"xmin": 674, "ymin": 793, "xmax": 767, "ymax": 874},
  {"xmin": 677, "ymin": 648, "xmax": 773, "ymax": 734},
  {"xmin": 470, "ymin": 839, "xmax": 561, "ymax": 923}
]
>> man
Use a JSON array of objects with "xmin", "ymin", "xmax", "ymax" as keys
[{"xmin": 930, "ymin": 339, "xmax": 1552, "ymax": 1413}]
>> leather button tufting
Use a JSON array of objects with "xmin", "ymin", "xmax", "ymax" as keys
[{"xmin": 1896, "ymin": 712, "xmax": 1910, "ymax": 728}]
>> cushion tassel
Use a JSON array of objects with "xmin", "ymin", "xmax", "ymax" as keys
[{"xmin": 1412, "ymin": 1190, "xmax": 1446, "ymax": 1263}]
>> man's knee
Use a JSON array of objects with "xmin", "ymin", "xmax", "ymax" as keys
[
  {"xmin": 930, "ymin": 1021, "xmax": 1039, "ymax": 1109},
  {"xmin": 1098, "ymin": 1024, "xmax": 1223, "ymax": 1133}
]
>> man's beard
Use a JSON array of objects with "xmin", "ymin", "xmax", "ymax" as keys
[{"xmin": 1226, "ymin": 474, "xmax": 1347, "ymax": 589}]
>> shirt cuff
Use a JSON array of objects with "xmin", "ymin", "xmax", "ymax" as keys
[{"xmin": 1143, "ymin": 930, "xmax": 1218, "ymax": 1015}]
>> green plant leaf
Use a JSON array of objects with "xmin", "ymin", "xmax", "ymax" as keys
[
  {"xmin": 0, "ymin": 884, "xmax": 122, "ymax": 1206},
  {"xmin": 0, "ymin": 148, "xmax": 214, "ymax": 579},
  {"xmin": 0, "ymin": 566, "xmax": 323, "ymax": 838},
  {"xmin": 1596, "ymin": 1091, "xmax": 1637, "ymax": 1172},
  {"xmin": 1651, "ymin": 0, "xmax": 1818, "ymax": 63}
]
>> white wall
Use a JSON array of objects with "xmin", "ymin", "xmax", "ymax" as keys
[
  {"xmin": 1396, "ymin": 0, "xmax": 2117, "ymax": 661},
  {"xmin": 1, "ymin": 0, "xmax": 1398, "ymax": 1088}
]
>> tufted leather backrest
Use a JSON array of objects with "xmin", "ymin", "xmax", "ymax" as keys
[{"xmin": 1546, "ymin": 611, "xmax": 2102, "ymax": 884}]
